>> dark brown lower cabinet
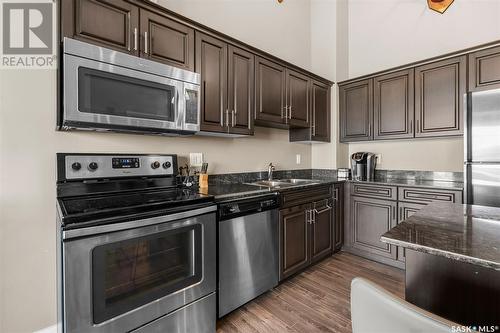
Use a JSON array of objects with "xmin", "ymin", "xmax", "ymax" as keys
[
  {"xmin": 333, "ymin": 183, "xmax": 344, "ymax": 252},
  {"xmin": 397, "ymin": 202, "xmax": 425, "ymax": 263},
  {"xmin": 279, "ymin": 203, "xmax": 311, "ymax": 280},
  {"xmin": 279, "ymin": 191, "xmax": 336, "ymax": 280},
  {"xmin": 350, "ymin": 196, "xmax": 397, "ymax": 260},
  {"xmin": 311, "ymin": 199, "xmax": 334, "ymax": 263}
]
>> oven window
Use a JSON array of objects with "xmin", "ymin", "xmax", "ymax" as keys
[
  {"xmin": 78, "ymin": 67, "xmax": 177, "ymax": 122},
  {"xmin": 92, "ymin": 225, "xmax": 202, "ymax": 324}
]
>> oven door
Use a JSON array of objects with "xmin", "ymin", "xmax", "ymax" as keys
[
  {"xmin": 62, "ymin": 210, "xmax": 215, "ymax": 333},
  {"xmin": 63, "ymin": 53, "xmax": 184, "ymax": 133}
]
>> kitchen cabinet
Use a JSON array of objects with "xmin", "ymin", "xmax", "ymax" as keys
[
  {"xmin": 350, "ymin": 196, "xmax": 398, "ymax": 260},
  {"xmin": 289, "ymin": 80, "xmax": 331, "ymax": 143},
  {"xmin": 469, "ymin": 45, "xmax": 500, "ymax": 92},
  {"xmin": 61, "ymin": 0, "xmax": 140, "ymax": 56},
  {"xmin": 279, "ymin": 185, "xmax": 336, "ymax": 280},
  {"xmin": 196, "ymin": 33, "xmax": 254, "ymax": 135},
  {"xmin": 339, "ymin": 79, "xmax": 373, "ymax": 142},
  {"xmin": 280, "ymin": 203, "xmax": 311, "ymax": 279},
  {"xmin": 344, "ymin": 183, "xmax": 463, "ymax": 268},
  {"xmin": 286, "ymin": 69, "xmax": 311, "ymax": 128},
  {"xmin": 140, "ymin": 10, "xmax": 195, "ymax": 70},
  {"xmin": 311, "ymin": 199, "xmax": 334, "ymax": 263},
  {"xmin": 414, "ymin": 56, "xmax": 465, "ymax": 137},
  {"xmin": 255, "ymin": 57, "xmax": 287, "ymax": 127},
  {"xmin": 333, "ymin": 183, "xmax": 343, "ymax": 252},
  {"xmin": 196, "ymin": 33, "xmax": 228, "ymax": 133},
  {"xmin": 396, "ymin": 202, "xmax": 425, "ymax": 263},
  {"xmin": 373, "ymin": 69, "xmax": 414, "ymax": 140},
  {"xmin": 227, "ymin": 45, "xmax": 254, "ymax": 135}
]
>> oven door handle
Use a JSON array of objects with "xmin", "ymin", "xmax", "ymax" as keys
[{"xmin": 62, "ymin": 205, "xmax": 217, "ymax": 240}]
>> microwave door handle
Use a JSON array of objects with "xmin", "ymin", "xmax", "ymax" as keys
[{"xmin": 176, "ymin": 89, "xmax": 183, "ymax": 129}]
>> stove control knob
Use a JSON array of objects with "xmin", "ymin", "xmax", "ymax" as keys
[
  {"xmin": 162, "ymin": 161, "xmax": 172, "ymax": 169},
  {"xmin": 88, "ymin": 162, "xmax": 98, "ymax": 171},
  {"xmin": 71, "ymin": 162, "xmax": 81, "ymax": 171},
  {"xmin": 151, "ymin": 161, "xmax": 160, "ymax": 169}
]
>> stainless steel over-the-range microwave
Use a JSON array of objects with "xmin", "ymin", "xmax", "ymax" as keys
[{"xmin": 60, "ymin": 37, "xmax": 201, "ymax": 135}]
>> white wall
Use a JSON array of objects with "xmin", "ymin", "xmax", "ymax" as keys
[
  {"xmin": 344, "ymin": 0, "xmax": 500, "ymax": 172},
  {"xmin": 0, "ymin": 1, "xmax": 315, "ymax": 332}
]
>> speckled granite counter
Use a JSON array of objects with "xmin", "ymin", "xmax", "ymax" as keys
[
  {"xmin": 201, "ymin": 176, "xmax": 462, "ymax": 201},
  {"xmin": 381, "ymin": 202, "xmax": 500, "ymax": 270}
]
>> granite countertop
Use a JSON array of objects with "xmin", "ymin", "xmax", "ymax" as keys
[
  {"xmin": 201, "ymin": 176, "xmax": 463, "ymax": 201},
  {"xmin": 202, "ymin": 178, "xmax": 341, "ymax": 201},
  {"xmin": 381, "ymin": 202, "xmax": 500, "ymax": 270}
]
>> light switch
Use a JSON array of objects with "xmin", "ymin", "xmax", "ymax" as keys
[
  {"xmin": 189, "ymin": 153, "xmax": 204, "ymax": 167},
  {"xmin": 296, "ymin": 154, "xmax": 301, "ymax": 165}
]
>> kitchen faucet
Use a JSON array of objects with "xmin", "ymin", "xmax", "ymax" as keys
[{"xmin": 268, "ymin": 163, "xmax": 275, "ymax": 181}]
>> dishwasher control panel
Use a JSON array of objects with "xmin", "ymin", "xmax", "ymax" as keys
[{"xmin": 218, "ymin": 194, "xmax": 279, "ymax": 220}]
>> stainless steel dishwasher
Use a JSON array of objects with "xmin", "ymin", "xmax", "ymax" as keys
[{"xmin": 218, "ymin": 193, "xmax": 279, "ymax": 317}]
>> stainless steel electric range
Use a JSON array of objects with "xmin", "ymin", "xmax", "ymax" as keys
[{"xmin": 56, "ymin": 153, "xmax": 216, "ymax": 333}]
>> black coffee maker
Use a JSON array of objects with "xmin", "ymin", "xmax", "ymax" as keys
[{"xmin": 351, "ymin": 152, "xmax": 376, "ymax": 181}]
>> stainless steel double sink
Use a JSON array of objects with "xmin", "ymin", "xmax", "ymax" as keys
[{"xmin": 247, "ymin": 179, "xmax": 320, "ymax": 188}]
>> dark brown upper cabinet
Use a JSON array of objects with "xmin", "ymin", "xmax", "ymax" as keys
[
  {"xmin": 339, "ymin": 79, "xmax": 373, "ymax": 142},
  {"xmin": 469, "ymin": 45, "xmax": 500, "ymax": 92},
  {"xmin": 414, "ymin": 56, "xmax": 465, "ymax": 138},
  {"xmin": 196, "ymin": 32, "xmax": 228, "ymax": 133},
  {"xmin": 286, "ymin": 70, "xmax": 311, "ymax": 128},
  {"xmin": 374, "ymin": 69, "xmax": 414, "ymax": 140},
  {"xmin": 140, "ymin": 10, "xmax": 195, "ymax": 71},
  {"xmin": 227, "ymin": 45, "xmax": 254, "ymax": 135},
  {"xmin": 255, "ymin": 56, "xmax": 287, "ymax": 127},
  {"xmin": 289, "ymin": 80, "xmax": 331, "ymax": 143},
  {"xmin": 61, "ymin": 0, "xmax": 139, "ymax": 56}
]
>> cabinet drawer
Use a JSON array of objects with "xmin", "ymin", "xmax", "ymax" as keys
[
  {"xmin": 281, "ymin": 185, "xmax": 333, "ymax": 208},
  {"xmin": 351, "ymin": 183, "xmax": 397, "ymax": 200},
  {"xmin": 398, "ymin": 187, "xmax": 462, "ymax": 204}
]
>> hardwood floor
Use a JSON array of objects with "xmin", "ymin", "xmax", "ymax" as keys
[{"xmin": 217, "ymin": 252, "xmax": 405, "ymax": 333}]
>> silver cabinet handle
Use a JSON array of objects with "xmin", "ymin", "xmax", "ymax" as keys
[
  {"xmin": 144, "ymin": 32, "xmax": 148, "ymax": 54},
  {"xmin": 283, "ymin": 106, "xmax": 288, "ymax": 121},
  {"xmin": 409, "ymin": 119, "xmax": 413, "ymax": 134},
  {"xmin": 225, "ymin": 109, "xmax": 229, "ymax": 127},
  {"xmin": 416, "ymin": 119, "xmax": 420, "ymax": 133},
  {"xmin": 289, "ymin": 105, "xmax": 292, "ymax": 119},
  {"xmin": 133, "ymin": 28, "xmax": 138, "ymax": 51},
  {"xmin": 399, "ymin": 207, "xmax": 403, "ymax": 221},
  {"xmin": 392, "ymin": 206, "xmax": 396, "ymax": 221},
  {"xmin": 231, "ymin": 110, "xmax": 235, "ymax": 127}
]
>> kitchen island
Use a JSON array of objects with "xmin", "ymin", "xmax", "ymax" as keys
[{"xmin": 381, "ymin": 202, "xmax": 500, "ymax": 327}]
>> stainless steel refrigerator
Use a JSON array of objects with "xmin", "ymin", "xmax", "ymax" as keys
[{"xmin": 465, "ymin": 88, "xmax": 500, "ymax": 207}]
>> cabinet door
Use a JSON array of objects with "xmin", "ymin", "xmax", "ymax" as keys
[
  {"xmin": 228, "ymin": 45, "xmax": 254, "ymax": 135},
  {"xmin": 311, "ymin": 199, "xmax": 333, "ymax": 263},
  {"xmin": 397, "ymin": 202, "xmax": 425, "ymax": 263},
  {"xmin": 196, "ymin": 33, "xmax": 228, "ymax": 133},
  {"xmin": 469, "ymin": 45, "xmax": 500, "ymax": 92},
  {"xmin": 279, "ymin": 204, "xmax": 310, "ymax": 280},
  {"xmin": 255, "ymin": 57, "xmax": 286, "ymax": 125},
  {"xmin": 286, "ymin": 70, "xmax": 310, "ymax": 128},
  {"xmin": 62, "ymin": 0, "xmax": 139, "ymax": 55},
  {"xmin": 333, "ymin": 184, "xmax": 344, "ymax": 252},
  {"xmin": 311, "ymin": 81, "xmax": 331, "ymax": 142},
  {"xmin": 339, "ymin": 79, "xmax": 373, "ymax": 142},
  {"xmin": 351, "ymin": 196, "xmax": 397, "ymax": 259},
  {"xmin": 374, "ymin": 69, "xmax": 414, "ymax": 140},
  {"xmin": 415, "ymin": 56, "xmax": 465, "ymax": 137},
  {"xmin": 140, "ymin": 10, "xmax": 195, "ymax": 70}
]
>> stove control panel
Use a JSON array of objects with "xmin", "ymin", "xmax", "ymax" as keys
[{"xmin": 61, "ymin": 154, "xmax": 176, "ymax": 180}]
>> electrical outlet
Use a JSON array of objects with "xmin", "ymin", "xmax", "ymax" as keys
[
  {"xmin": 189, "ymin": 153, "xmax": 203, "ymax": 167},
  {"xmin": 296, "ymin": 154, "xmax": 301, "ymax": 165},
  {"xmin": 375, "ymin": 154, "xmax": 382, "ymax": 165}
]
